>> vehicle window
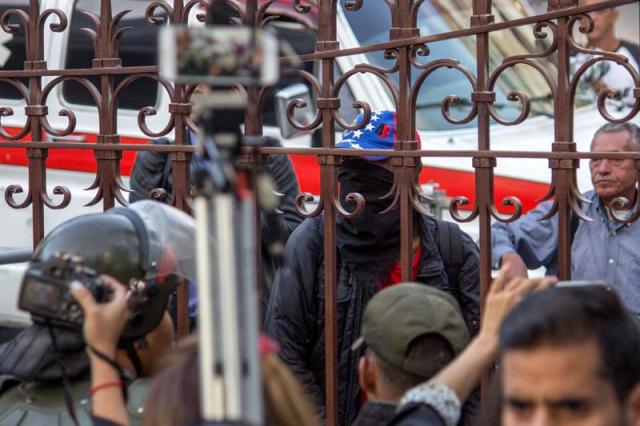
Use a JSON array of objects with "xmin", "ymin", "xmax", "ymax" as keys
[
  {"xmin": 343, "ymin": 0, "xmax": 590, "ymax": 131},
  {"xmin": 264, "ymin": 21, "xmax": 317, "ymax": 126},
  {"xmin": 62, "ymin": 0, "xmax": 166, "ymax": 110},
  {"xmin": 0, "ymin": 1, "xmax": 29, "ymax": 101},
  {"xmin": 335, "ymin": 63, "xmax": 358, "ymax": 126}
]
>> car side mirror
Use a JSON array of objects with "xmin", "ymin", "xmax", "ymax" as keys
[{"xmin": 275, "ymin": 83, "xmax": 316, "ymax": 139}]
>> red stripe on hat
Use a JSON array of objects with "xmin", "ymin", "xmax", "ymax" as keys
[{"xmin": 380, "ymin": 124, "xmax": 391, "ymax": 139}]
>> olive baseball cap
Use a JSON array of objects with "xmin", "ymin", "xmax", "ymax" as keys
[{"xmin": 353, "ymin": 283, "xmax": 470, "ymax": 377}]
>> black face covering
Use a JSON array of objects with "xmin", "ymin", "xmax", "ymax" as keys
[{"xmin": 336, "ymin": 160, "xmax": 400, "ymax": 266}]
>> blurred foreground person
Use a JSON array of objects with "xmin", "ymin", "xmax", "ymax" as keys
[
  {"xmin": 266, "ymin": 110, "xmax": 480, "ymax": 424},
  {"xmin": 352, "ymin": 283, "xmax": 469, "ymax": 426},
  {"xmin": 142, "ymin": 336, "xmax": 319, "ymax": 426},
  {"xmin": 492, "ymin": 123, "xmax": 640, "ymax": 319},
  {"xmin": 499, "ymin": 284, "xmax": 640, "ymax": 426},
  {"xmin": 0, "ymin": 201, "xmax": 196, "ymax": 425},
  {"xmin": 75, "ymin": 291, "xmax": 319, "ymax": 426}
]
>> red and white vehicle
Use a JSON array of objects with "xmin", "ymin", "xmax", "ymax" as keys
[{"xmin": 0, "ymin": 0, "xmax": 638, "ymax": 326}]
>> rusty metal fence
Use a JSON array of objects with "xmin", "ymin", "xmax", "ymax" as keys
[{"xmin": 1, "ymin": 0, "xmax": 639, "ymax": 424}]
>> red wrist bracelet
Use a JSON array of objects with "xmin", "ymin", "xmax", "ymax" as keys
[{"xmin": 90, "ymin": 380, "xmax": 124, "ymax": 396}]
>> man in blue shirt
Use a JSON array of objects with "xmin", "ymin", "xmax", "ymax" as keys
[{"xmin": 492, "ymin": 123, "xmax": 640, "ymax": 317}]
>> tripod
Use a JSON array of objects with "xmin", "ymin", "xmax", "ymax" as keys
[{"xmin": 194, "ymin": 92, "xmax": 262, "ymax": 425}]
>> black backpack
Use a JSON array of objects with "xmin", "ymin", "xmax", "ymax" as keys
[{"xmin": 434, "ymin": 219, "xmax": 465, "ymax": 291}]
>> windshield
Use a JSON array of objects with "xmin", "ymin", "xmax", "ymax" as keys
[{"xmin": 343, "ymin": 0, "xmax": 591, "ymax": 131}]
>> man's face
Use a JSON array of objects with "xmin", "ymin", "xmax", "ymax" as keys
[
  {"xmin": 582, "ymin": 0, "xmax": 619, "ymax": 43},
  {"xmin": 501, "ymin": 340, "xmax": 627, "ymax": 426},
  {"xmin": 589, "ymin": 131, "xmax": 637, "ymax": 205}
]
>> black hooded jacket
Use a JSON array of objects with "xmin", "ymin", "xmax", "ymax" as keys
[{"xmin": 264, "ymin": 213, "xmax": 480, "ymax": 425}]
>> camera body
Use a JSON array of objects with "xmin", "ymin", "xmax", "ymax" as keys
[{"xmin": 18, "ymin": 253, "xmax": 112, "ymax": 329}]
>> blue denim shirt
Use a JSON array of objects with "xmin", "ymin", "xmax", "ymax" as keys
[{"xmin": 492, "ymin": 190, "xmax": 640, "ymax": 318}]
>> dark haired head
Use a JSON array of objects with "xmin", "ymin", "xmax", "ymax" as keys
[
  {"xmin": 500, "ymin": 286, "xmax": 640, "ymax": 401},
  {"xmin": 371, "ymin": 333, "xmax": 455, "ymax": 397},
  {"xmin": 206, "ymin": 0, "xmax": 238, "ymax": 26},
  {"xmin": 593, "ymin": 122, "xmax": 640, "ymax": 151}
]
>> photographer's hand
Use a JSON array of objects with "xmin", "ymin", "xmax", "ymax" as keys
[
  {"xmin": 71, "ymin": 276, "xmax": 130, "ymax": 426},
  {"xmin": 71, "ymin": 275, "xmax": 129, "ymax": 358}
]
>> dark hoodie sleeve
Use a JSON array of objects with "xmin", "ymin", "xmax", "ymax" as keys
[
  {"xmin": 261, "ymin": 137, "xmax": 303, "ymax": 240},
  {"xmin": 128, "ymin": 138, "xmax": 173, "ymax": 203},
  {"xmin": 264, "ymin": 218, "xmax": 325, "ymax": 413},
  {"xmin": 388, "ymin": 403, "xmax": 447, "ymax": 426}
]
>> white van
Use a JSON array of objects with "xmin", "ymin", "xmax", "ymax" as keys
[{"xmin": 0, "ymin": 0, "xmax": 638, "ymax": 326}]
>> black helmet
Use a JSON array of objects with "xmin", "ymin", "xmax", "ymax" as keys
[
  {"xmin": 2, "ymin": 201, "xmax": 196, "ymax": 382},
  {"xmin": 33, "ymin": 212, "xmax": 145, "ymax": 284},
  {"xmin": 30, "ymin": 201, "xmax": 197, "ymax": 342}
]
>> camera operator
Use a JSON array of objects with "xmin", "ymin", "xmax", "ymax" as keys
[
  {"xmin": 70, "ymin": 275, "xmax": 320, "ymax": 426},
  {"xmin": 0, "ymin": 201, "xmax": 196, "ymax": 426}
]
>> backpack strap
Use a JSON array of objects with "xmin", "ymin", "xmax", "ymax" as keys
[{"xmin": 435, "ymin": 220, "xmax": 465, "ymax": 290}]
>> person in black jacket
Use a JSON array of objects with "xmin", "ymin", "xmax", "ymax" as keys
[
  {"xmin": 129, "ymin": 126, "xmax": 303, "ymax": 318},
  {"xmin": 265, "ymin": 110, "xmax": 480, "ymax": 425}
]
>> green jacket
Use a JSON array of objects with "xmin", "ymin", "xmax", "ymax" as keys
[{"xmin": 0, "ymin": 373, "xmax": 149, "ymax": 426}]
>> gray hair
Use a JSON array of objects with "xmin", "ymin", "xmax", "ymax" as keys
[{"xmin": 593, "ymin": 122, "xmax": 640, "ymax": 152}]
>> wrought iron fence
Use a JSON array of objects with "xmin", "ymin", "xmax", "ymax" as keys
[{"xmin": 0, "ymin": 0, "xmax": 639, "ymax": 424}]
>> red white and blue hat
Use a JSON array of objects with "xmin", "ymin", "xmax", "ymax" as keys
[{"xmin": 336, "ymin": 110, "xmax": 420, "ymax": 161}]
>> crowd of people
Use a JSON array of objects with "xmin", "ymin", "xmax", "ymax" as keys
[
  {"xmin": 0, "ymin": 115, "xmax": 638, "ymax": 425},
  {"xmin": 0, "ymin": 1, "xmax": 639, "ymax": 425}
]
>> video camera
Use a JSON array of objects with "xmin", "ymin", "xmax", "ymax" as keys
[{"xmin": 18, "ymin": 253, "xmax": 112, "ymax": 329}]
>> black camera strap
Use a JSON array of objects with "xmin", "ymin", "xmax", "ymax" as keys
[
  {"xmin": 125, "ymin": 341, "xmax": 145, "ymax": 379},
  {"xmin": 45, "ymin": 321, "xmax": 80, "ymax": 426}
]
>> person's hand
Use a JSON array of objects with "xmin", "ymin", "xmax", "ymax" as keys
[
  {"xmin": 478, "ymin": 266, "xmax": 557, "ymax": 354},
  {"xmin": 70, "ymin": 275, "xmax": 129, "ymax": 358},
  {"xmin": 499, "ymin": 252, "xmax": 528, "ymax": 280}
]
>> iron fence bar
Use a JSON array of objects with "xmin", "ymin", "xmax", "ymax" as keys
[
  {"xmin": 0, "ymin": 65, "xmax": 159, "ymax": 77},
  {"xmin": 471, "ymin": 0, "xmax": 495, "ymax": 395},
  {"xmin": 316, "ymin": 1, "xmax": 340, "ymax": 424},
  {"xmin": 394, "ymin": 0, "xmax": 417, "ymax": 282},
  {"xmin": 10, "ymin": 142, "xmax": 640, "ymax": 160},
  {"xmin": 167, "ymin": 0, "xmax": 192, "ymax": 338},
  {"xmin": 23, "ymin": 0, "xmax": 48, "ymax": 247},
  {"xmin": 550, "ymin": 0, "xmax": 578, "ymax": 280},
  {"xmin": 242, "ymin": 0, "xmax": 266, "ymax": 328},
  {"xmin": 284, "ymin": 0, "xmax": 638, "ymax": 64}
]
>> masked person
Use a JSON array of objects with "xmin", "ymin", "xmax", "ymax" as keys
[
  {"xmin": 265, "ymin": 110, "xmax": 480, "ymax": 425},
  {"xmin": 129, "ymin": 2, "xmax": 306, "ymax": 320},
  {"xmin": 0, "ymin": 201, "xmax": 197, "ymax": 426}
]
